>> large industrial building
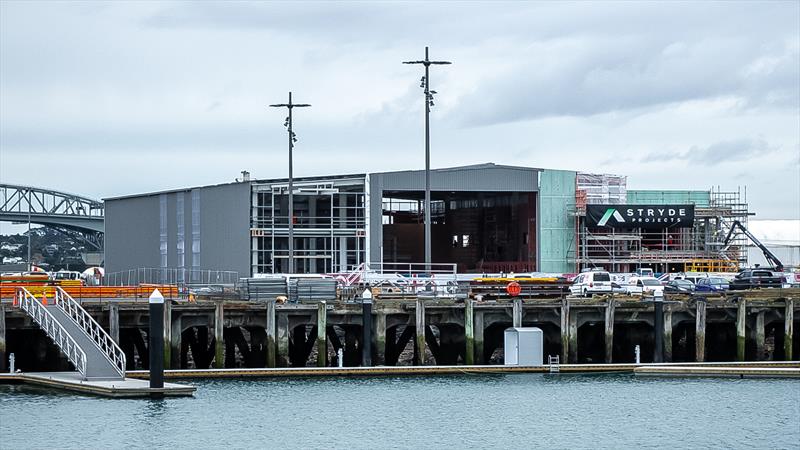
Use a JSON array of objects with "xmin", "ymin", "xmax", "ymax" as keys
[{"xmin": 104, "ymin": 163, "xmax": 751, "ymax": 279}]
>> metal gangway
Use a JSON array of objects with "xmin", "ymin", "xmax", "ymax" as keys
[{"xmin": 16, "ymin": 287, "xmax": 126, "ymax": 380}]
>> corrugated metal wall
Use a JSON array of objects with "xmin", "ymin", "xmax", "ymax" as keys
[
  {"xmin": 626, "ymin": 190, "xmax": 710, "ymax": 206},
  {"xmin": 538, "ymin": 169, "xmax": 577, "ymax": 273},
  {"xmin": 104, "ymin": 182, "xmax": 251, "ymax": 277}
]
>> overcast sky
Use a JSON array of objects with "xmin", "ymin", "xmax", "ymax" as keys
[{"xmin": 1, "ymin": 1, "xmax": 799, "ymax": 234}]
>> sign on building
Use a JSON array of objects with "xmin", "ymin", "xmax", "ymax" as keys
[{"xmin": 586, "ymin": 204, "xmax": 695, "ymax": 229}]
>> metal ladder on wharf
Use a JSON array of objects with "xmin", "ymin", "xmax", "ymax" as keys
[
  {"xmin": 548, "ymin": 355, "xmax": 560, "ymax": 374},
  {"xmin": 15, "ymin": 287, "xmax": 126, "ymax": 380}
]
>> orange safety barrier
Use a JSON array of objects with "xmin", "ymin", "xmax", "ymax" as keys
[{"xmin": 0, "ymin": 284, "xmax": 179, "ymax": 300}]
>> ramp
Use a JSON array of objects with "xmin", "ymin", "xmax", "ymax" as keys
[{"xmin": 16, "ymin": 287, "xmax": 125, "ymax": 380}]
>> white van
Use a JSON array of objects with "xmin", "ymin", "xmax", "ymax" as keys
[
  {"xmin": 570, "ymin": 270, "xmax": 613, "ymax": 297},
  {"xmin": 625, "ymin": 276, "xmax": 665, "ymax": 296}
]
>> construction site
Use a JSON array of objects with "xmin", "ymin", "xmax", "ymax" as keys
[{"xmin": 100, "ymin": 163, "xmax": 761, "ymax": 279}]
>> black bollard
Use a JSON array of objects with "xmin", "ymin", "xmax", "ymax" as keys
[
  {"xmin": 362, "ymin": 287, "xmax": 373, "ymax": 367},
  {"xmin": 149, "ymin": 289, "xmax": 165, "ymax": 392},
  {"xmin": 653, "ymin": 294, "xmax": 664, "ymax": 363}
]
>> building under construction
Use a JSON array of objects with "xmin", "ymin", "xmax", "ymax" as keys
[{"xmin": 104, "ymin": 163, "xmax": 752, "ymax": 277}]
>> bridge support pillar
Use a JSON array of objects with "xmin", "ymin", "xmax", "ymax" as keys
[
  {"xmin": 464, "ymin": 298, "xmax": 474, "ymax": 365},
  {"xmin": 266, "ymin": 300, "xmax": 276, "ymax": 368},
  {"xmin": 785, "ymin": 299, "xmax": 794, "ymax": 361},
  {"xmin": 0, "ymin": 303, "xmax": 6, "ymax": 372},
  {"xmin": 755, "ymin": 310, "xmax": 765, "ymax": 361},
  {"xmin": 415, "ymin": 299, "xmax": 426, "ymax": 366},
  {"xmin": 474, "ymin": 310, "xmax": 484, "ymax": 365},
  {"xmin": 375, "ymin": 311, "xmax": 386, "ymax": 366},
  {"xmin": 214, "ymin": 300, "xmax": 224, "ymax": 369},
  {"xmin": 604, "ymin": 299, "xmax": 614, "ymax": 363},
  {"xmin": 109, "ymin": 303, "xmax": 120, "ymax": 345},
  {"xmin": 695, "ymin": 300, "xmax": 706, "ymax": 362},
  {"xmin": 317, "ymin": 301, "xmax": 327, "ymax": 367},
  {"xmin": 737, "ymin": 299, "xmax": 747, "ymax": 361}
]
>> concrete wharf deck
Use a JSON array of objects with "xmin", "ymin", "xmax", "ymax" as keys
[
  {"xmin": 2, "ymin": 289, "xmax": 798, "ymax": 372},
  {"xmin": 0, "ymin": 372, "xmax": 196, "ymax": 397}
]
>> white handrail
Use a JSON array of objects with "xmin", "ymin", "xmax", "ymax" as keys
[
  {"xmin": 17, "ymin": 288, "xmax": 88, "ymax": 377},
  {"xmin": 54, "ymin": 287, "xmax": 126, "ymax": 378}
]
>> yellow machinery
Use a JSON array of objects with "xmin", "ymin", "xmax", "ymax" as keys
[{"xmin": 683, "ymin": 259, "xmax": 738, "ymax": 273}]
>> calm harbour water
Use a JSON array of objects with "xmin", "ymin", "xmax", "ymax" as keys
[{"xmin": 2, "ymin": 374, "xmax": 798, "ymax": 449}]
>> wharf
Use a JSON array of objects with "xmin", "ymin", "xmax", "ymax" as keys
[
  {"xmin": 124, "ymin": 361, "xmax": 800, "ymax": 380},
  {"xmin": 634, "ymin": 365, "xmax": 800, "ymax": 379},
  {"xmin": 0, "ymin": 372, "xmax": 196, "ymax": 397}
]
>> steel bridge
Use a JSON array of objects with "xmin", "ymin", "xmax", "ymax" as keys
[{"xmin": 0, "ymin": 184, "xmax": 104, "ymax": 250}]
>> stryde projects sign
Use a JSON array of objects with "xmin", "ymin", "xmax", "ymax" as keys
[{"xmin": 586, "ymin": 204, "xmax": 695, "ymax": 229}]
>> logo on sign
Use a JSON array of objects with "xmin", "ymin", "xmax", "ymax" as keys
[{"xmin": 598, "ymin": 208, "xmax": 625, "ymax": 227}]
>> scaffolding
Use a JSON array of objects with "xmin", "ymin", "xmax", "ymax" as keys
[
  {"xmin": 575, "ymin": 176, "xmax": 750, "ymax": 273},
  {"xmin": 250, "ymin": 177, "xmax": 367, "ymax": 275}
]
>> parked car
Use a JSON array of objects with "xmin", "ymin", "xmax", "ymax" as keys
[
  {"xmin": 781, "ymin": 272, "xmax": 800, "ymax": 289},
  {"xmin": 634, "ymin": 268, "xmax": 655, "ymax": 278},
  {"xmin": 570, "ymin": 270, "xmax": 613, "ymax": 297},
  {"xmin": 728, "ymin": 269, "xmax": 783, "ymax": 290},
  {"xmin": 625, "ymin": 277, "xmax": 665, "ymax": 296},
  {"xmin": 695, "ymin": 277, "xmax": 730, "ymax": 292},
  {"xmin": 664, "ymin": 279, "xmax": 695, "ymax": 294}
]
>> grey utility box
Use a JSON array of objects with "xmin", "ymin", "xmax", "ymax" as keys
[{"xmin": 504, "ymin": 327, "xmax": 544, "ymax": 366}]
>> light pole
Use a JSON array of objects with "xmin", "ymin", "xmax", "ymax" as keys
[
  {"xmin": 403, "ymin": 47, "xmax": 451, "ymax": 271},
  {"xmin": 27, "ymin": 189, "xmax": 31, "ymax": 271},
  {"xmin": 270, "ymin": 92, "xmax": 310, "ymax": 274}
]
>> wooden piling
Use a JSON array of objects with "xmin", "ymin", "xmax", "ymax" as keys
[
  {"xmin": 695, "ymin": 300, "xmax": 706, "ymax": 362},
  {"xmin": 375, "ymin": 311, "xmax": 386, "ymax": 366},
  {"xmin": 474, "ymin": 310, "xmax": 484, "ymax": 365},
  {"xmin": 317, "ymin": 301, "xmax": 327, "ymax": 367},
  {"xmin": 736, "ymin": 299, "xmax": 747, "ymax": 361},
  {"xmin": 163, "ymin": 300, "xmax": 172, "ymax": 369},
  {"xmin": 214, "ymin": 300, "xmax": 224, "ymax": 369},
  {"xmin": 0, "ymin": 303, "xmax": 6, "ymax": 372},
  {"xmin": 170, "ymin": 315, "xmax": 181, "ymax": 370},
  {"xmin": 604, "ymin": 299, "xmax": 614, "ymax": 363},
  {"xmin": 568, "ymin": 309, "xmax": 578, "ymax": 363},
  {"xmin": 560, "ymin": 299, "xmax": 570, "ymax": 363},
  {"xmin": 512, "ymin": 298, "xmax": 522, "ymax": 328},
  {"xmin": 277, "ymin": 312, "xmax": 289, "ymax": 367},
  {"xmin": 663, "ymin": 308, "xmax": 673, "ymax": 363},
  {"xmin": 785, "ymin": 299, "xmax": 794, "ymax": 361},
  {"xmin": 415, "ymin": 299, "xmax": 426, "ymax": 366},
  {"xmin": 464, "ymin": 298, "xmax": 474, "ymax": 365},
  {"xmin": 266, "ymin": 300, "xmax": 276, "ymax": 368},
  {"xmin": 755, "ymin": 310, "xmax": 765, "ymax": 361},
  {"xmin": 109, "ymin": 303, "xmax": 120, "ymax": 345}
]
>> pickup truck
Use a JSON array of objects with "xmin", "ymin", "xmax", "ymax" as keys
[{"xmin": 728, "ymin": 269, "xmax": 783, "ymax": 290}]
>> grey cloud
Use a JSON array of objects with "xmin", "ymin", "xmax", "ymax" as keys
[{"xmin": 641, "ymin": 137, "xmax": 775, "ymax": 164}]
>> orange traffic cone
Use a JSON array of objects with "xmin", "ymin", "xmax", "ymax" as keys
[
  {"xmin": 42, "ymin": 292, "xmax": 48, "ymax": 306},
  {"xmin": 13, "ymin": 292, "xmax": 18, "ymax": 307}
]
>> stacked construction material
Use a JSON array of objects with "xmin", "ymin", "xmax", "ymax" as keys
[
  {"xmin": 240, "ymin": 277, "xmax": 287, "ymax": 302},
  {"xmin": 293, "ymin": 278, "xmax": 337, "ymax": 303}
]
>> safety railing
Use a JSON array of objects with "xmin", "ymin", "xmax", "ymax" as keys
[
  {"xmin": 54, "ymin": 287, "xmax": 126, "ymax": 378},
  {"xmin": 16, "ymin": 287, "xmax": 87, "ymax": 378}
]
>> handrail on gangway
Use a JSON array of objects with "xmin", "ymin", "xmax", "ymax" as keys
[
  {"xmin": 53, "ymin": 287, "xmax": 126, "ymax": 378},
  {"xmin": 16, "ymin": 287, "xmax": 88, "ymax": 378}
]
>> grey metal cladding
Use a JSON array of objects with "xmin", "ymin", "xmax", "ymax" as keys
[
  {"xmin": 372, "ymin": 163, "xmax": 540, "ymax": 192},
  {"xmin": 105, "ymin": 195, "xmax": 160, "ymax": 273},
  {"xmin": 197, "ymin": 181, "xmax": 250, "ymax": 276}
]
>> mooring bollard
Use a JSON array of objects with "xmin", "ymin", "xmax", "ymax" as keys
[
  {"xmin": 9, "ymin": 353, "xmax": 14, "ymax": 373},
  {"xmin": 149, "ymin": 289, "xmax": 165, "ymax": 393},
  {"xmin": 361, "ymin": 286, "xmax": 373, "ymax": 367},
  {"xmin": 635, "ymin": 345, "xmax": 641, "ymax": 364}
]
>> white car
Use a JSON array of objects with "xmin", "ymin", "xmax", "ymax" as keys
[
  {"xmin": 570, "ymin": 271, "xmax": 613, "ymax": 297},
  {"xmin": 626, "ymin": 277, "xmax": 665, "ymax": 296}
]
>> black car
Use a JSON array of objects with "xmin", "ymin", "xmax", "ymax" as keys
[
  {"xmin": 728, "ymin": 269, "xmax": 783, "ymax": 290},
  {"xmin": 664, "ymin": 279, "xmax": 695, "ymax": 294}
]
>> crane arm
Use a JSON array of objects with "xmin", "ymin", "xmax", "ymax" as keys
[{"xmin": 723, "ymin": 220, "xmax": 784, "ymax": 271}]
